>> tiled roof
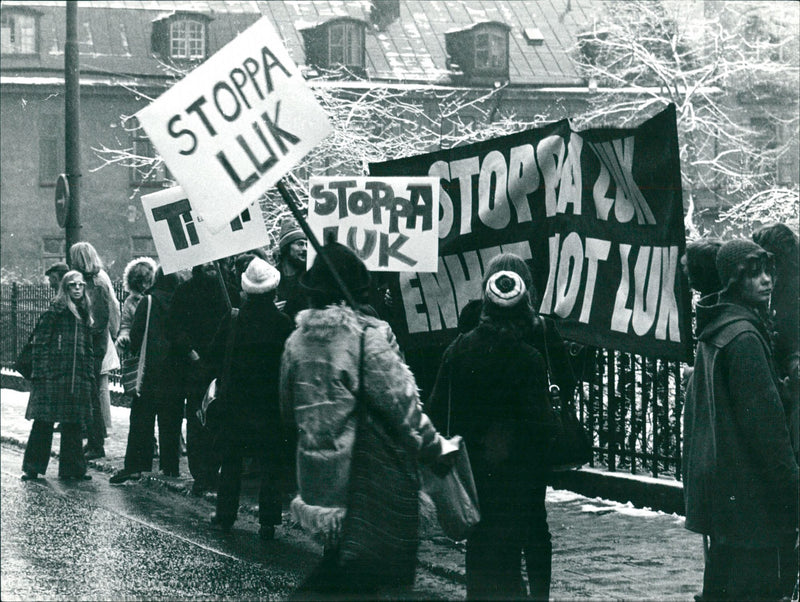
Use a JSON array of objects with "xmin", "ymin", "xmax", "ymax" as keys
[{"xmin": 1, "ymin": 0, "xmax": 593, "ymax": 86}]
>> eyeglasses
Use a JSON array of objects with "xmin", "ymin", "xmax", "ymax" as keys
[
  {"xmin": 742, "ymin": 253, "xmax": 775, "ymax": 278},
  {"xmin": 67, "ymin": 282, "xmax": 86, "ymax": 289}
]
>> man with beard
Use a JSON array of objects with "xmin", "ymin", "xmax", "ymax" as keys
[
  {"xmin": 274, "ymin": 219, "xmax": 308, "ymax": 321},
  {"xmin": 167, "ymin": 261, "xmax": 238, "ymax": 496}
]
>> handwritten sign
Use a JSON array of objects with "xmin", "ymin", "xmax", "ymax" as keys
[
  {"xmin": 306, "ymin": 176, "xmax": 440, "ymax": 272},
  {"xmin": 136, "ymin": 16, "xmax": 331, "ymax": 233},
  {"xmin": 141, "ymin": 186, "xmax": 269, "ymax": 274}
]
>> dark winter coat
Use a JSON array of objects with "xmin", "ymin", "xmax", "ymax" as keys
[
  {"xmin": 166, "ymin": 266, "xmax": 233, "ymax": 375},
  {"xmin": 209, "ymin": 293, "xmax": 294, "ymax": 450},
  {"xmin": 428, "ymin": 310, "xmax": 556, "ymax": 542},
  {"xmin": 25, "ymin": 302, "xmax": 94, "ymax": 426},
  {"xmin": 130, "ymin": 275, "xmax": 182, "ymax": 399},
  {"xmin": 683, "ymin": 296, "xmax": 799, "ymax": 547}
]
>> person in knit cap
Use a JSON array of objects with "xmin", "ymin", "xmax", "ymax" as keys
[
  {"xmin": 274, "ymin": 218, "xmax": 308, "ymax": 321},
  {"xmin": 207, "ymin": 257, "xmax": 294, "ymax": 541},
  {"xmin": 280, "ymin": 241, "xmax": 449, "ymax": 598},
  {"xmin": 428, "ymin": 270, "xmax": 557, "ymax": 600},
  {"xmin": 683, "ymin": 238, "xmax": 798, "ymax": 602}
]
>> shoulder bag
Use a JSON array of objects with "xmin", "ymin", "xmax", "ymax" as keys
[
  {"xmin": 420, "ymin": 352, "xmax": 481, "ymax": 542},
  {"xmin": 541, "ymin": 317, "xmax": 593, "ymax": 471}
]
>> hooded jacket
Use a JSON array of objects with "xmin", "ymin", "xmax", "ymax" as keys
[
  {"xmin": 683, "ymin": 294, "xmax": 799, "ymax": 547},
  {"xmin": 279, "ymin": 304, "xmax": 442, "ymax": 510}
]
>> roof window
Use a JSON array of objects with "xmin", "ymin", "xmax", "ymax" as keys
[
  {"xmin": 151, "ymin": 12, "xmax": 211, "ymax": 62},
  {"xmin": 301, "ymin": 17, "xmax": 366, "ymax": 77},
  {"xmin": 446, "ymin": 22, "xmax": 510, "ymax": 83}
]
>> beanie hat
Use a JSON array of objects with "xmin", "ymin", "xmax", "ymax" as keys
[
  {"xmin": 241, "ymin": 257, "xmax": 281, "ymax": 294},
  {"xmin": 300, "ymin": 242, "xmax": 370, "ymax": 297},
  {"xmin": 278, "ymin": 219, "xmax": 305, "ymax": 252},
  {"xmin": 485, "ymin": 270, "xmax": 526, "ymax": 308},
  {"xmin": 716, "ymin": 238, "xmax": 768, "ymax": 291}
]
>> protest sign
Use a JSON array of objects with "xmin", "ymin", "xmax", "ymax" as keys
[
  {"xmin": 136, "ymin": 16, "xmax": 331, "ymax": 233},
  {"xmin": 370, "ymin": 104, "xmax": 692, "ymax": 362},
  {"xmin": 141, "ymin": 186, "xmax": 269, "ymax": 274},
  {"xmin": 306, "ymin": 176, "xmax": 440, "ymax": 272}
]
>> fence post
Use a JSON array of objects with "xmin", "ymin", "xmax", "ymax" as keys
[
  {"xmin": 11, "ymin": 282, "xmax": 19, "ymax": 361},
  {"xmin": 607, "ymin": 350, "xmax": 617, "ymax": 472}
]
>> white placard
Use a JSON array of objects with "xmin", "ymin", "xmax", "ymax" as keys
[
  {"xmin": 142, "ymin": 186, "xmax": 269, "ymax": 274},
  {"xmin": 307, "ymin": 176, "xmax": 440, "ymax": 272},
  {"xmin": 136, "ymin": 16, "xmax": 331, "ymax": 233}
]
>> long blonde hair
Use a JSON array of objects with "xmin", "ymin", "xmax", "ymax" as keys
[
  {"xmin": 69, "ymin": 241, "xmax": 104, "ymax": 277},
  {"xmin": 55, "ymin": 270, "xmax": 93, "ymax": 326}
]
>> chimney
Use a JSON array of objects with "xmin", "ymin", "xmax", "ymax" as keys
[{"xmin": 370, "ymin": 0, "xmax": 400, "ymax": 31}]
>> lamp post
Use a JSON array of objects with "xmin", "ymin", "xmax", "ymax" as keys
[{"xmin": 64, "ymin": 0, "xmax": 81, "ymax": 261}]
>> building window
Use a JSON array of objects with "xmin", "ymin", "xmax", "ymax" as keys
[
  {"xmin": 328, "ymin": 21, "xmax": 363, "ymax": 68},
  {"xmin": 474, "ymin": 28, "xmax": 507, "ymax": 71},
  {"xmin": 170, "ymin": 19, "xmax": 205, "ymax": 60},
  {"xmin": 131, "ymin": 134, "xmax": 170, "ymax": 186},
  {"xmin": 39, "ymin": 114, "xmax": 64, "ymax": 186},
  {"xmin": 445, "ymin": 22, "xmax": 510, "ymax": 82},
  {"xmin": 302, "ymin": 18, "xmax": 366, "ymax": 74},
  {"xmin": 131, "ymin": 236, "xmax": 157, "ymax": 259},
  {"xmin": 1, "ymin": 10, "xmax": 37, "ymax": 55}
]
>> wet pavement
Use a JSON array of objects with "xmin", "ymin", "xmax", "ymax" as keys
[{"xmin": 1, "ymin": 384, "xmax": 705, "ymax": 600}]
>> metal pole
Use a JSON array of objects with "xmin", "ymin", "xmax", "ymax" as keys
[
  {"xmin": 65, "ymin": 0, "xmax": 81, "ymax": 261},
  {"xmin": 276, "ymin": 179, "xmax": 357, "ymax": 308}
]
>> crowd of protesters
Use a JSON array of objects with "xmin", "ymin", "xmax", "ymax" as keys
[{"xmin": 14, "ymin": 218, "xmax": 799, "ymax": 601}]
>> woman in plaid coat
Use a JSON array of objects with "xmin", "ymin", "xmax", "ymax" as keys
[{"xmin": 22, "ymin": 270, "xmax": 95, "ymax": 481}]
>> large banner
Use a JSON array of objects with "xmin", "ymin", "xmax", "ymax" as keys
[
  {"xmin": 306, "ymin": 176, "xmax": 440, "ymax": 272},
  {"xmin": 141, "ymin": 187, "xmax": 269, "ymax": 274},
  {"xmin": 136, "ymin": 16, "xmax": 331, "ymax": 233},
  {"xmin": 370, "ymin": 105, "xmax": 692, "ymax": 361}
]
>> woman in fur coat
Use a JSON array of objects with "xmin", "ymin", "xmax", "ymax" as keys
[
  {"xmin": 280, "ymin": 242, "xmax": 449, "ymax": 598},
  {"xmin": 22, "ymin": 270, "xmax": 95, "ymax": 481}
]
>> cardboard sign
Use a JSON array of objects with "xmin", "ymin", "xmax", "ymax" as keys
[
  {"xmin": 307, "ymin": 176, "xmax": 440, "ymax": 272},
  {"xmin": 370, "ymin": 105, "xmax": 692, "ymax": 362},
  {"xmin": 141, "ymin": 186, "xmax": 269, "ymax": 274},
  {"xmin": 136, "ymin": 16, "xmax": 331, "ymax": 233}
]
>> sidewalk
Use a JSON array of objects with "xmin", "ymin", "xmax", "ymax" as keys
[{"xmin": 1, "ymin": 384, "xmax": 705, "ymax": 600}]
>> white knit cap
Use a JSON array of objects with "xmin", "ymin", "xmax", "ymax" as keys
[
  {"xmin": 241, "ymin": 257, "xmax": 280, "ymax": 294},
  {"xmin": 485, "ymin": 270, "xmax": 526, "ymax": 307}
]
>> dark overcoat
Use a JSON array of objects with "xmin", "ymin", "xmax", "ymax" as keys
[
  {"xmin": 683, "ymin": 297, "xmax": 799, "ymax": 547},
  {"xmin": 25, "ymin": 302, "xmax": 94, "ymax": 426}
]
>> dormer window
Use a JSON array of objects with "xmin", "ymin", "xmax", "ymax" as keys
[
  {"xmin": 1, "ymin": 8, "xmax": 39, "ymax": 55},
  {"xmin": 170, "ymin": 19, "xmax": 205, "ymax": 60},
  {"xmin": 446, "ymin": 22, "xmax": 510, "ymax": 83},
  {"xmin": 301, "ymin": 17, "xmax": 366, "ymax": 75},
  {"xmin": 151, "ymin": 12, "xmax": 211, "ymax": 62}
]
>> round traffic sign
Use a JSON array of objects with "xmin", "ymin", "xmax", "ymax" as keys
[{"xmin": 55, "ymin": 174, "xmax": 70, "ymax": 228}]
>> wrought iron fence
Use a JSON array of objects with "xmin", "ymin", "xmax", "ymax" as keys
[{"xmin": 1, "ymin": 282, "xmax": 686, "ymax": 479}]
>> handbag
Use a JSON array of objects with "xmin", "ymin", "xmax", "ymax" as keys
[
  {"xmin": 14, "ymin": 331, "xmax": 35, "ymax": 380},
  {"xmin": 541, "ymin": 318, "xmax": 593, "ymax": 471},
  {"xmin": 122, "ymin": 295, "xmax": 151, "ymax": 397},
  {"xmin": 420, "ymin": 358, "xmax": 481, "ymax": 542},
  {"xmin": 196, "ymin": 308, "xmax": 238, "ymax": 430}
]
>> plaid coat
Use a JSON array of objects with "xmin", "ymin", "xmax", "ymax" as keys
[{"xmin": 25, "ymin": 303, "xmax": 94, "ymax": 426}]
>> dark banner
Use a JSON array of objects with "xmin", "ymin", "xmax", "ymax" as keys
[{"xmin": 369, "ymin": 104, "xmax": 692, "ymax": 361}]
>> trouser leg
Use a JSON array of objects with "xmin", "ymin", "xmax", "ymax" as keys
[
  {"xmin": 466, "ymin": 521, "xmax": 527, "ymax": 601},
  {"xmin": 258, "ymin": 445, "xmax": 284, "ymax": 527},
  {"xmin": 704, "ymin": 538, "xmax": 781, "ymax": 601},
  {"xmin": 156, "ymin": 386, "xmax": 183, "ymax": 475},
  {"xmin": 215, "ymin": 443, "xmax": 243, "ymax": 525},
  {"xmin": 185, "ymin": 381, "xmax": 219, "ymax": 487},
  {"xmin": 778, "ymin": 532, "xmax": 799, "ymax": 601},
  {"xmin": 123, "ymin": 393, "xmax": 155, "ymax": 473},
  {"xmin": 22, "ymin": 420, "xmax": 54, "ymax": 475},
  {"xmin": 58, "ymin": 423, "xmax": 87, "ymax": 477},
  {"xmin": 86, "ymin": 353, "xmax": 107, "ymax": 451},
  {"xmin": 525, "ymin": 485, "xmax": 552, "ymax": 601}
]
